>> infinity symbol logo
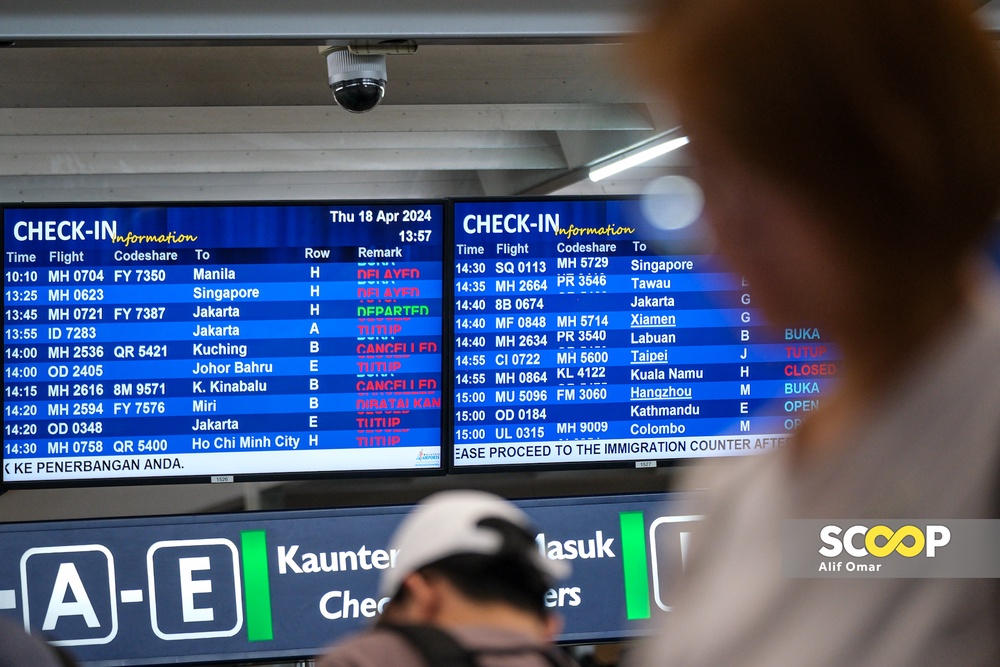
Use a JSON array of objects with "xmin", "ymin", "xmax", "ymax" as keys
[
  {"xmin": 864, "ymin": 525, "xmax": 925, "ymax": 558},
  {"xmin": 818, "ymin": 523, "xmax": 950, "ymax": 559}
]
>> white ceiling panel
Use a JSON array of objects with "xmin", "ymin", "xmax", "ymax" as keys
[{"xmin": 0, "ymin": 41, "xmax": 674, "ymax": 202}]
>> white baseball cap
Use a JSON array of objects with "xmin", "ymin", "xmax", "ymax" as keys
[{"xmin": 379, "ymin": 490, "xmax": 570, "ymax": 599}]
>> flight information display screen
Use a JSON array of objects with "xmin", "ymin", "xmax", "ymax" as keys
[
  {"xmin": 3, "ymin": 202, "xmax": 444, "ymax": 487},
  {"xmin": 451, "ymin": 197, "xmax": 838, "ymax": 469}
]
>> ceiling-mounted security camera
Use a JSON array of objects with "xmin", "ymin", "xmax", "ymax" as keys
[
  {"xmin": 321, "ymin": 43, "xmax": 417, "ymax": 114},
  {"xmin": 325, "ymin": 49, "xmax": 386, "ymax": 113}
]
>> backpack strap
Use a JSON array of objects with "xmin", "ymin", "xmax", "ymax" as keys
[
  {"xmin": 468, "ymin": 642, "xmax": 575, "ymax": 667},
  {"xmin": 383, "ymin": 624, "xmax": 478, "ymax": 667},
  {"xmin": 382, "ymin": 624, "xmax": 575, "ymax": 667}
]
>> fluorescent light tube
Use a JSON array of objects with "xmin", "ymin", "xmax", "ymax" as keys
[{"xmin": 589, "ymin": 135, "xmax": 690, "ymax": 182}]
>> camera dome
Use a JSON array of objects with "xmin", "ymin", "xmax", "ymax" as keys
[{"xmin": 326, "ymin": 50, "xmax": 387, "ymax": 113}]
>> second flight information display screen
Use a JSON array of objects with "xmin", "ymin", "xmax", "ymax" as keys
[
  {"xmin": 3, "ymin": 202, "xmax": 444, "ymax": 485},
  {"xmin": 451, "ymin": 198, "xmax": 837, "ymax": 469}
]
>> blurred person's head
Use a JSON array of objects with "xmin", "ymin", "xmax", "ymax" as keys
[
  {"xmin": 376, "ymin": 491, "xmax": 567, "ymax": 638},
  {"xmin": 635, "ymin": 0, "xmax": 1000, "ymax": 356},
  {"xmin": 0, "ymin": 616, "xmax": 72, "ymax": 667}
]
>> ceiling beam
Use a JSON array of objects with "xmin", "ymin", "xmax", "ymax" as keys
[
  {"xmin": 4, "ymin": 1, "xmax": 995, "ymax": 46},
  {"xmin": 0, "ymin": 146, "xmax": 567, "ymax": 177},
  {"xmin": 1, "ymin": 0, "xmax": 645, "ymax": 44},
  {"xmin": 0, "ymin": 104, "xmax": 654, "ymax": 134},
  {"xmin": 0, "ymin": 173, "xmax": 487, "ymax": 203},
  {"xmin": 3, "ymin": 131, "xmax": 560, "ymax": 154}
]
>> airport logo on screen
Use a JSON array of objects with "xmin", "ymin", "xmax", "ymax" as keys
[{"xmin": 0, "ymin": 496, "xmax": 693, "ymax": 663}]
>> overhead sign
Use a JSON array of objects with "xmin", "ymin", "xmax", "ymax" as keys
[{"xmin": 0, "ymin": 493, "xmax": 693, "ymax": 666}]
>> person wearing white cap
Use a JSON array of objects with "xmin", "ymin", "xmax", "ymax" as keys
[{"xmin": 315, "ymin": 490, "xmax": 576, "ymax": 667}]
